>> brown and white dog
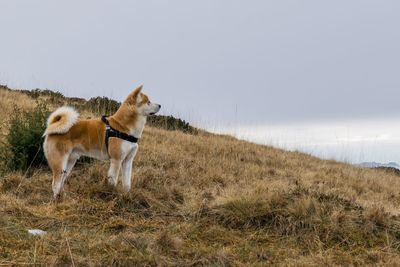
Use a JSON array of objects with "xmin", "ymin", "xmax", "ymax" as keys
[{"xmin": 43, "ymin": 85, "xmax": 161, "ymax": 199}]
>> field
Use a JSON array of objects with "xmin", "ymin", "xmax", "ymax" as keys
[{"xmin": 1, "ymin": 86, "xmax": 400, "ymax": 266}]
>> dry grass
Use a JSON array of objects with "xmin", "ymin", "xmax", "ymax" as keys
[
  {"xmin": 0, "ymin": 87, "xmax": 36, "ymax": 137},
  {"xmin": 1, "ymin": 88, "xmax": 400, "ymax": 266},
  {"xmin": 0, "ymin": 87, "xmax": 36, "ymax": 114}
]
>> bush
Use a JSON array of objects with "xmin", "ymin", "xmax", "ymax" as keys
[
  {"xmin": 2, "ymin": 102, "xmax": 50, "ymax": 172},
  {"xmin": 148, "ymin": 115, "xmax": 197, "ymax": 134}
]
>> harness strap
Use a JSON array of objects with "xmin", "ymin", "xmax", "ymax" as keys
[{"xmin": 101, "ymin": 115, "xmax": 139, "ymax": 153}]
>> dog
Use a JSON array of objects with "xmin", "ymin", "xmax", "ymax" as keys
[{"xmin": 43, "ymin": 85, "xmax": 161, "ymax": 199}]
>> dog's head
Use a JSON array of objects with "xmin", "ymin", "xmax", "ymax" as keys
[{"xmin": 124, "ymin": 85, "xmax": 161, "ymax": 116}]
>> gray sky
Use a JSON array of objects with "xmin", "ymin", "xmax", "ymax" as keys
[{"xmin": 1, "ymin": 1, "xmax": 399, "ymax": 127}]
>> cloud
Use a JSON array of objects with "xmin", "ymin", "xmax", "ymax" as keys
[{"xmin": 210, "ymin": 119, "xmax": 400, "ymax": 163}]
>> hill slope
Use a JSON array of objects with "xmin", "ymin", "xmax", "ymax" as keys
[{"xmin": 1, "ymin": 87, "xmax": 400, "ymax": 266}]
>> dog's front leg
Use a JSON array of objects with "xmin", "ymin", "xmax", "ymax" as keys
[
  {"xmin": 107, "ymin": 158, "xmax": 122, "ymax": 186},
  {"xmin": 121, "ymin": 148, "xmax": 137, "ymax": 191}
]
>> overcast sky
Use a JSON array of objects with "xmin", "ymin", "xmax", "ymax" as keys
[
  {"xmin": 1, "ymin": 1, "xmax": 400, "ymax": 163},
  {"xmin": 1, "ymin": 0, "xmax": 400, "ymax": 126}
]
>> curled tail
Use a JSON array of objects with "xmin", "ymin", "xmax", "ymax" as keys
[{"xmin": 43, "ymin": 106, "xmax": 79, "ymax": 136}]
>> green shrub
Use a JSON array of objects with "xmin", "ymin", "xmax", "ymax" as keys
[
  {"xmin": 147, "ymin": 115, "xmax": 197, "ymax": 134},
  {"xmin": 2, "ymin": 103, "xmax": 50, "ymax": 172}
]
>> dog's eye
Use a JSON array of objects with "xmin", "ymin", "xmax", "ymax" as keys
[{"xmin": 147, "ymin": 101, "xmax": 151, "ymax": 105}]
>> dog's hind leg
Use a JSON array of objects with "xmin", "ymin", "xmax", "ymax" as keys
[
  {"xmin": 65, "ymin": 152, "xmax": 80, "ymax": 178},
  {"xmin": 57, "ymin": 152, "xmax": 80, "ymax": 193},
  {"xmin": 107, "ymin": 158, "xmax": 122, "ymax": 186},
  {"xmin": 50, "ymin": 153, "xmax": 70, "ymax": 200}
]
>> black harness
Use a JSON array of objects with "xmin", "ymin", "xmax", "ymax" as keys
[{"xmin": 101, "ymin": 115, "xmax": 139, "ymax": 153}]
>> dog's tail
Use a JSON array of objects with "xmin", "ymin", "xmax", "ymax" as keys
[{"xmin": 43, "ymin": 106, "xmax": 79, "ymax": 137}]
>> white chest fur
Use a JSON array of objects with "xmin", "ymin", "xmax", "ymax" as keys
[
  {"xmin": 120, "ymin": 141, "xmax": 138, "ymax": 159},
  {"xmin": 130, "ymin": 115, "xmax": 147, "ymax": 138}
]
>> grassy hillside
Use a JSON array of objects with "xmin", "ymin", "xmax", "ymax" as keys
[{"xmin": 1, "ymin": 87, "xmax": 400, "ymax": 266}]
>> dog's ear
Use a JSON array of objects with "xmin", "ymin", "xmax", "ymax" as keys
[{"xmin": 125, "ymin": 85, "xmax": 143, "ymax": 105}]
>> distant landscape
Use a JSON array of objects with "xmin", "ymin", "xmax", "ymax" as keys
[
  {"xmin": 212, "ymin": 122, "xmax": 400, "ymax": 166},
  {"xmin": 358, "ymin": 162, "xmax": 400, "ymax": 170},
  {"xmin": 1, "ymin": 86, "xmax": 400, "ymax": 266}
]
